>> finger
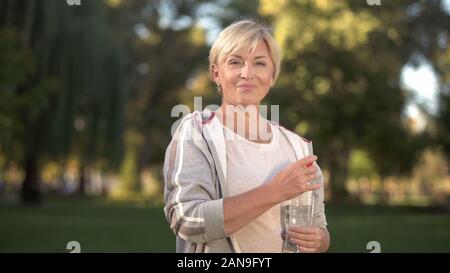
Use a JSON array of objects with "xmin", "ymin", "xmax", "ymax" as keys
[
  {"xmin": 299, "ymin": 165, "xmax": 317, "ymax": 176},
  {"xmin": 298, "ymin": 246, "xmax": 317, "ymax": 253},
  {"xmin": 289, "ymin": 226, "xmax": 317, "ymax": 234},
  {"xmin": 305, "ymin": 161, "xmax": 316, "ymax": 168},
  {"xmin": 294, "ymin": 155, "xmax": 317, "ymax": 168},
  {"xmin": 304, "ymin": 171, "xmax": 319, "ymax": 181},
  {"xmin": 288, "ymin": 232, "xmax": 320, "ymax": 242},
  {"xmin": 288, "ymin": 228, "xmax": 321, "ymax": 242},
  {"xmin": 296, "ymin": 170, "xmax": 319, "ymax": 185},
  {"xmin": 289, "ymin": 238, "xmax": 319, "ymax": 249},
  {"xmin": 296, "ymin": 171, "xmax": 317, "ymax": 182},
  {"xmin": 303, "ymin": 182, "xmax": 322, "ymax": 192}
]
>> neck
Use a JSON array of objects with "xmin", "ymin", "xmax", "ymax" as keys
[{"xmin": 217, "ymin": 103, "xmax": 272, "ymax": 143}]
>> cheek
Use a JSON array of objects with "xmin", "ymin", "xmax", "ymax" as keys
[
  {"xmin": 260, "ymin": 74, "xmax": 273, "ymax": 88},
  {"xmin": 222, "ymin": 71, "xmax": 239, "ymax": 86},
  {"xmin": 256, "ymin": 68, "xmax": 274, "ymax": 85}
]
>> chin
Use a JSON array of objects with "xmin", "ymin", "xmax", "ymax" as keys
[{"xmin": 235, "ymin": 98, "xmax": 261, "ymax": 107}]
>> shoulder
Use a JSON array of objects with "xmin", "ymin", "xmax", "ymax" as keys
[
  {"xmin": 171, "ymin": 110, "xmax": 217, "ymax": 147},
  {"xmin": 269, "ymin": 120, "xmax": 311, "ymax": 145}
]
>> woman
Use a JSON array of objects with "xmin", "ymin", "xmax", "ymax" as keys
[{"xmin": 163, "ymin": 19, "xmax": 330, "ymax": 253}]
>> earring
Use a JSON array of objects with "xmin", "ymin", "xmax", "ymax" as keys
[{"xmin": 216, "ymin": 83, "xmax": 222, "ymax": 96}]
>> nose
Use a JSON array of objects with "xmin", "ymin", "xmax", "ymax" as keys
[{"xmin": 240, "ymin": 63, "xmax": 253, "ymax": 80}]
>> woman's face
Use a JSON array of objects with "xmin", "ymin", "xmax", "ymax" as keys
[{"xmin": 212, "ymin": 40, "xmax": 275, "ymax": 107}]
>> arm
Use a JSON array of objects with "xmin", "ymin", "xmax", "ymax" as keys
[
  {"xmin": 224, "ymin": 156, "xmax": 322, "ymax": 235},
  {"xmin": 164, "ymin": 120, "xmax": 226, "ymax": 243},
  {"xmin": 223, "ymin": 181, "xmax": 280, "ymax": 236}
]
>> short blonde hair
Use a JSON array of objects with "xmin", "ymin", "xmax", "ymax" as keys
[{"xmin": 209, "ymin": 19, "xmax": 282, "ymax": 83}]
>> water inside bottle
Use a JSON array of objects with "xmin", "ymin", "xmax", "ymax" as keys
[{"xmin": 282, "ymin": 204, "xmax": 313, "ymax": 253}]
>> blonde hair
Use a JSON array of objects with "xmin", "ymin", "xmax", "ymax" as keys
[{"xmin": 209, "ymin": 19, "xmax": 282, "ymax": 83}]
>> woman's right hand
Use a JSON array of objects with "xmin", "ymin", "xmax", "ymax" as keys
[{"xmin": 268, "ymin": 155, "xmax": 322, "ymax": 202}]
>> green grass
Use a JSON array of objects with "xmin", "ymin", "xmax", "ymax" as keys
[
  {"xmin": 1, "ymin": 196, "xmax": 449, "ymax": 252},
  {"xmin": 0, "ymin": 196, "xmax": 175, "ymax": 253},
  {"xmin": 327, "ymin": 205, "xmax": 450, "ymax": 252}
]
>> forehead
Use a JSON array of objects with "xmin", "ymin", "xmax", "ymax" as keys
[{"xmin": 227, "ymin": 40, "xmax": 271, "ymax": 59}]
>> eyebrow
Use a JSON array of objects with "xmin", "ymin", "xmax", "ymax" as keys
[{"xmin": 228, "ymin": 55, "xmax": 269, "ymax": 60}]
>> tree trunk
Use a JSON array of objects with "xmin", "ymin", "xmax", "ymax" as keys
[
  {"xmin": 23, "ymin": 0, "xmax": 36, "ymax": 45},
  {"xmin": 78, "ymin": 164, "xmax": 87, "ymax": 196},
  {"xmin": 327, "ymin": 139, "xmax": 351, "ymax": 203},
  {"xmin": 5, "ymin": 0, "xmax": 15, "ymax": 26},
  {"xmin": 20, "ymin": 153, "xmax": 42, "ymax": 205}
]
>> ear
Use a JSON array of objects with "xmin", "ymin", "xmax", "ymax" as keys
[{"xmin": 210, "ymin": 64, "xmax": 221, "ymax": 85}]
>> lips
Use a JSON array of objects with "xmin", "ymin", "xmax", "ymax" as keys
[{"xmin": 237, "ymin": 84, "xmax": 256, "ymax": 90}]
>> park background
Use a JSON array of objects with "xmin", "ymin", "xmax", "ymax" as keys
[{"xmin": 0, "ymin": 0, "xmax": 450, "ymax": 252}]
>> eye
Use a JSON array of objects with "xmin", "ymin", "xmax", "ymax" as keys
[
  {"xmin": 228, "ymin": 59, "xmax": 241, "ymax": 65},
  {"xmin": 256, "ymin": 62, "xmax": 266, "ymax": 66}
]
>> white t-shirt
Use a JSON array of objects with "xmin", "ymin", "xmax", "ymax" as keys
[{"xmin": 223, "ymin": 121, "xmax": 297, "ymax": 253}]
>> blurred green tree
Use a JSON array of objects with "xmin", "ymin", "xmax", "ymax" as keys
[
  {"xmin": 105, "ymin": 0, "xmax": 211, "ymax": 199},
  {"xmin": 260, "ymin": 0, "xmax": 449, "ymax": 201},
  {"xmin": 0, "ymin": 0, "xmax": 213, "ymax": 203},
  {"xmin": 0, "ymin": 0, "xmax": 126, "ymax": 203},
  {"xmin": 1, "ymin": 0, "xmax": 448, "ymax": 205}
]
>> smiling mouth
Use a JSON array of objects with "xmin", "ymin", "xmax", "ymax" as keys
[{"xmin": 237, "ymin": 85, "xmax": 256, "ymax": 90}]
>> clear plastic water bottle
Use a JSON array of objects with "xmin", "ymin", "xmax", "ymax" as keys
[
  {"xmin": 282, "ymin": 194, "xmax": 313, "ymax": 253},
  {"xmin": 282, "ymin": 141, "xmax": 319, "ymax": 253}
]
